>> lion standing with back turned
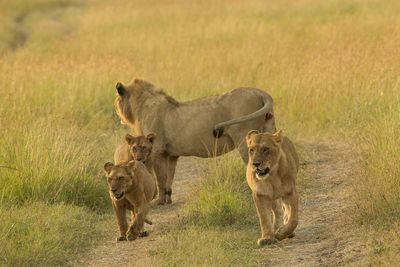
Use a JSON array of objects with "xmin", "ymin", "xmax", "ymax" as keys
[
  {"xmin": 246, "ymin": 129, "xmax": 299, "ymax": 246},
  {"xmin": 114, "ymin": 78, "xmax": 276, "ymax": 204}
]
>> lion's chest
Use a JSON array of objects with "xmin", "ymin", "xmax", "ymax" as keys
[{"xmin": 246, "ymin": 168, "xmax": 285, "ymax": 199}]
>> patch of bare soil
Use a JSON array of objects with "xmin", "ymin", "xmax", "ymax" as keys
[
  {"xmin": 73, "ymin": 142, "xmax": 366, "ymax": 267},
  {"xmin": 71, "ymin": 157, "xmax": 206, "ymax": 267},
  {"xmin": 262, "ymin": 142, "xmax": 366, "ymax": 267}
]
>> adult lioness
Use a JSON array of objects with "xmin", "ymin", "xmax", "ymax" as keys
[
  {"xmin": 103, "ymin": 160, "xmax": 157, "ymax": 241},
  {"xmin": 246, "ymin": 130, "xmax": 299, "ymax": 247},
  {"xmin": 114, "ymin": 78, "xmax": 276, "ymax": 204}
]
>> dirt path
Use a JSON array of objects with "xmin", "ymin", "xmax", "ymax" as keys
[
  {"xmin": 262, "ymin": 142, "xmax": 366, "ymax": 266},
  {"xmin": 74, "ymin": 142, "xmax": 365, "ymax": 267},
  {"xmin": 72, "ymin": 157, "xmax": 206, "ymax": 267}
]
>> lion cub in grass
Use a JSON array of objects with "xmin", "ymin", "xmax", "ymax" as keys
[
  {"xmin": 246, "ymin": 129, "xmax": 299, "ymax": 247},
  {"xmin": 103, "ymin": 160, "xmax": 156, "ymax": 242}
]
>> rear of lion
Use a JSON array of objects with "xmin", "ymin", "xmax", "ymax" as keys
[
  {"xmin": 114, "ymin": 78, "xmax": 276, "ymax": 204},
  {"xmin": 246, "ymin": 129, "xmax": 299, "ymax": 247}
]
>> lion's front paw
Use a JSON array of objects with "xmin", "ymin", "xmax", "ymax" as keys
[
  {"xmin": 126, "ymin": 230, "xmax": 139, "ymax": 241},
  {"xmin": 275, "ymin": 231, "xmax": 286, "ymax": 241},
  {"xmin": 138, "ymin": 231, "xmax": 149, "ymax": 238},
  {"xmin": 157, "ymin": 197, "xmax": 166, "ymax": 205},
  {"xmin": 116, "ymin": 236, "xmax": 127, "ymax": 242},
  {"xmin": 275, "ymin": 228, "xmax": 295, "ymax": 240},
  {"xmin": 257, "ymin": 237, "xmax": 277, "ymax": 247},
  {"xmin": 165, "ymin": 195, "xmax": 172, "ymax": 204}
]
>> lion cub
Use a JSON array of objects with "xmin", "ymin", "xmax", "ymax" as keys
[
  {"xmin": 103, "ymin": 160, "xmax": 157, "ymax": 241},
  {"xmin": 114, "ymin": 133, "xmax": 164, "ymax": 204},
  {"xmin": 124, "ymin": 133, "xmax": 156, "ymax": 177},
  {"xmin": 246, "ymin": 129, "xmax": 299, "ymax": 247},
  {"xmin": 114, "ymin": 133, "xmax": 156, "ymax": 172}
]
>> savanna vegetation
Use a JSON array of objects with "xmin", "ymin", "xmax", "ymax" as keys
[{"xmin": 0, "ymin": 0, "xmax": 399, "ymax": 266}]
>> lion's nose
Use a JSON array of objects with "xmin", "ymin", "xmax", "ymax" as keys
[{"xmin": 253, "ymin": 162, "xmax": 261, "ymax": 168}]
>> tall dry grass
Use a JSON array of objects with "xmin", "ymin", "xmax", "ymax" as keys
[{"xmin": 0, "ymin": 0, "xmax": 399, "ymax": 264}]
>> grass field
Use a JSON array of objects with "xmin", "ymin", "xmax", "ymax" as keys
[{"xmin": 0, "ymin": 0, "xmax": 399, "ymax": 265}]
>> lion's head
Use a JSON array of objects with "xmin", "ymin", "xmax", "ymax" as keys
[
  {"xmin": 114, "ymin": 79, "xmax": 155, "ymax": 126},
  {"xmin": 114, "ymin": 78, "xmax": 179, "ymax": 126},
  {"xmin": 103, "ymin": 161, "xmax": 136, "ymax": 200},
  {"xmin": 246, "ymin": 130, "xmax": 283, "ymax": 180},
  {"xmin": 125, "ymin": 133, "xmax": 156, "ymax": 163}
]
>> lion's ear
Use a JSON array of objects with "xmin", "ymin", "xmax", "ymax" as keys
[
  {"xmin": 125, "ymin": 134, "xmax": 136, "ymax": 145},
  {"xmin": 103, "ymin": 162, "xmax": 114, "ymax": 174},
  {"xmin": 246, "ymin": 130, "xmax": 259, "ymax": 142},
  {"xmin": 146, "ymin": 133, "xmax": 156, "ymax": 144},
  {"xmin": 273, "ymin": 130, "xmax": 284, "ymax": 143},
  {"xmin": 134, "ymin": 78, "xmax": 144, "ymax": 84},
  {"xmin": 116, "ymin": 82, "xmax": 127, "ymax": 96}
]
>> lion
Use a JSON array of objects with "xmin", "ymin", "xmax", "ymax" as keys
[
  {"xmin": 114, "ymin": 78, "xmax": 276, "ymax": 204},
  {"xmin": 114, "ymin": 133, "xmax": 156, "ymax": 174},
  {"xmin": 246, "ymin": 129, "xmax": 299, "ymax": 247},
  {"xmin": 103, "ymin": 160, "xmax": 157, "ymax": 241},
  {"xmin": 114, "ymin": 133, "xmax": 160, "ymax": 202}
]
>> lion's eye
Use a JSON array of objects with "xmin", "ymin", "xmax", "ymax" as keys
[
  {"xmin": 263, "ymin": 147, "xmax": 269, "ymax": 153},
  {"xmin": 118, "ymin": 176, "xmax": 124, "ymax": 181},
  {"xmin": 249, "ymin": 148, "xmax": 254, "ymax": 153},
  {"xmin": 132, "ymin": 147, "xmax": 137, "ymax": 152}
]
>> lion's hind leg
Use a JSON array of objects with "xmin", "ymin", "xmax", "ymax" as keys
[
  {"xmin": 272, "ymin": 199, "xmax": 284, "ymax": 232},
  {"xmin": 128, "ymin": 210, "xmax": 151, "ymax": 240},
  {"xmin": 275, "ymin": 190, "xmax": 299, "ymax": 241}
]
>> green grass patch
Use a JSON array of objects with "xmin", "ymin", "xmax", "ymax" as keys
[
  {"xmin": 151, "ymin": 154, "xmax": 263, "ymax": 266},
  {"xmin": 152, "ymin": 225, "xmax": 262, "ymax": 267},
  {"xmin": 0, "ymin": 202, "xmax": 105, "ymax": 266},
  {"xmin": 183, "ymin": 154, "xmax": 255, "ymax": 227}
]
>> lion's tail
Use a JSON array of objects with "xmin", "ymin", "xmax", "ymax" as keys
[{"xmin": 213, "ymin": 93, "xmax": 273, "ymax": 138}]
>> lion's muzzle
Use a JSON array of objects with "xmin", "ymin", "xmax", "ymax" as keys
[
  {"xmin": 255, "ymin": 167, "xmax": 270, "ymax": 180},
  {"xmin": 112, "ymin": 190, "xmax": 125, "ymax": 200}
]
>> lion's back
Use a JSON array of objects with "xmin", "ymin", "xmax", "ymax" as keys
[{"xmin": 282, "ymin": 137, "xmax": 299, "ymax": 175}]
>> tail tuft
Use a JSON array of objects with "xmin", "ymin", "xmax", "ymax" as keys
[
  {"xmin": 265, "ymin": 112, "xmax": 273, "ymax": 120},
  {"xmin": 213, "ymin": 127, "xmax": 224, "ymax": 138}
]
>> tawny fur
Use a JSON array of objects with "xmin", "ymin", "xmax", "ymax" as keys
[
  {"xmin": 114, "ymin": 78, "xmax": 276, "ymax": 204},
  {"xmin": 103, "ymin": 160, "xmax": 156, "ymax": 242},
  {"xmin": 246, "ymin": 130, "xmax": 299, "ymax": 247},
  {"xmin": 114, "ymin": 133, "xmax": 158, "ymax": 202}
]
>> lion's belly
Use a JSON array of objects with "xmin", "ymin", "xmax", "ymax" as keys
[
  {"xmin": 167, "ymin": 134, "xmax": 236, "ymax": 157},
  {"xmin": 162, "ymin": 88, "xmax": 270, "ymax": 157}
]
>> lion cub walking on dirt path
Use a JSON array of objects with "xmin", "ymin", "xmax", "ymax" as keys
[
  {"xmin": 103, "ymin": 160, "xmax": 157, "ymax": 242},
  {"xmin": 246, "ymin": 129, "xmax": 299, "ymax": 247},
  {"xmin": 114, "ymin": 133, "xmax": 162, "ymax": 203}
]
